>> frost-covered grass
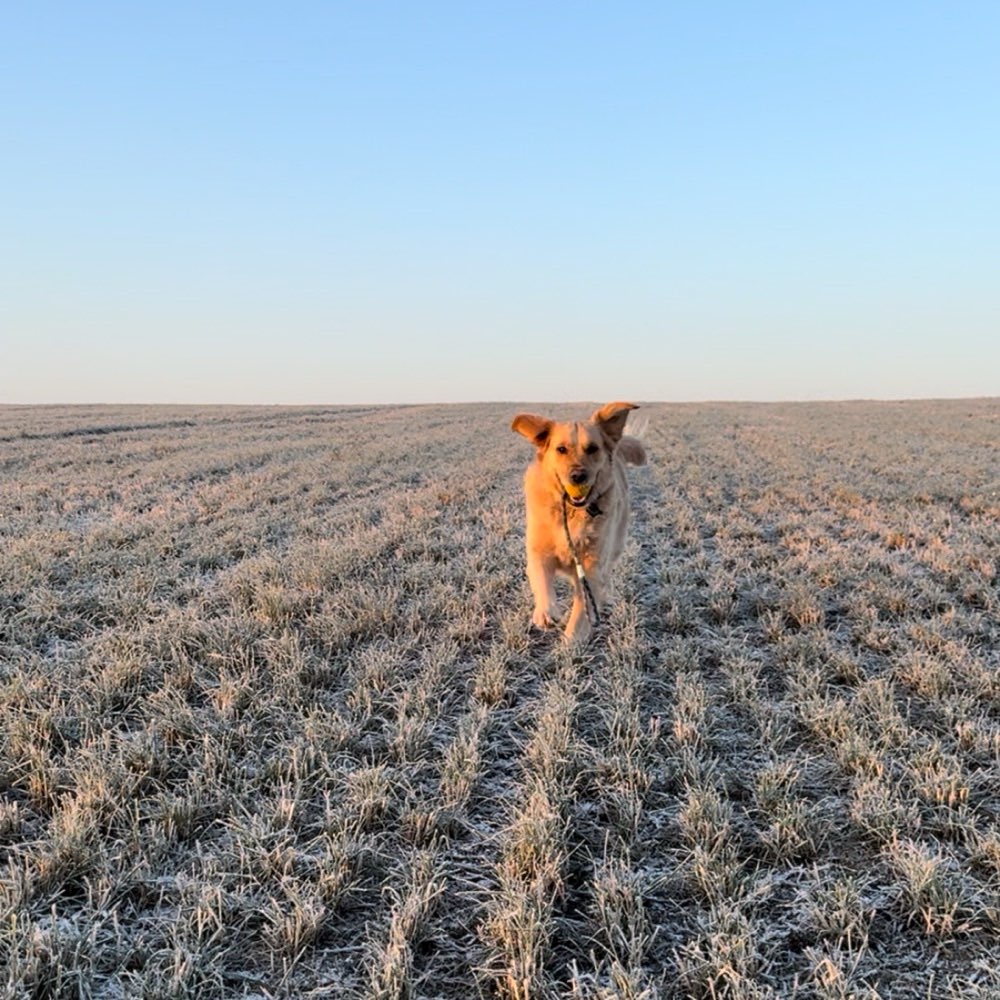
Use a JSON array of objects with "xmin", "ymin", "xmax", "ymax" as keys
[{"xmin": 0, "ymin": 399, "xmax": 998, "ymax": 998}]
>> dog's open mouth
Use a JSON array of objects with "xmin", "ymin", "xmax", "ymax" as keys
[{"xmin": 563, "ymin": 481, "xmax": 592, "ymax": 507}]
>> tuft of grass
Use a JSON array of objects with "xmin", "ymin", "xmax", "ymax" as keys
[
  {"xmin": 367, "ymin": 850, "xmax": 445, "ymax": 1000},
  {"xmin": 674, "ymin": 901, "xmax": 762, "ymax": 999},
  {"xmin": 883, "ymin": 837, "xmax": 973, "ymax": 936},
  {"xmin": 672, "ymin": 671, "xmax": 710, "ymax": 748},
  {"xmin": 590, "ymin": 857, "xmax": 653, "ymax": 973}
]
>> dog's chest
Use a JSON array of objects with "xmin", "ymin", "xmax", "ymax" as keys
[{"xmin": 559, "ymin": 506, "xmax": 603, "ymax": 559}]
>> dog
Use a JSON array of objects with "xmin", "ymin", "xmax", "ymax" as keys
[{"xmin": 511, "ymin": 401, "xmax": 647, "ymax": 645}]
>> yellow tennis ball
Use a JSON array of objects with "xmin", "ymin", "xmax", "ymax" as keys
[{"xmin": 565, "ymin": 482, "xmax": 592, "ymax": 500}]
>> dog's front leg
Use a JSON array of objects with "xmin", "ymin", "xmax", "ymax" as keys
[
  {"xmin": 564, "ymin": 585, "xmax": 591, "ymax": 646},
  {"xmin": 526, "ymin": 550, "xmax": 558, "ymax": 629},
  {"xmin": 564, "ymin": 568, "xmax": 606, "ymax": 646}
]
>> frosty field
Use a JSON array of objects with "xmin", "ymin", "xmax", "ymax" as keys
[{"xmin": 1, "ymin": 399, "xmax": 998, "ymax": 998}]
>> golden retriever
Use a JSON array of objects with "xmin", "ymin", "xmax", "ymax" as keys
[{"xmin": 511, "ymin": 401, "xmax": 647, "ymax": 645}]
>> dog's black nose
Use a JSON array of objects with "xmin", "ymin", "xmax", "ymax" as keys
[{"xmin": 569, "ymin": 468, "xmax": 588, "ymax": 485}]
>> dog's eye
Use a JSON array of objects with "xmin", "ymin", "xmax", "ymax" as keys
[
  {"xmin": 584, "ymin": 444, "xmax": 599, "ymax": 455},
  {"xmin": 556, "ymin": 445, "xmax": 568, "ymax": 454}
]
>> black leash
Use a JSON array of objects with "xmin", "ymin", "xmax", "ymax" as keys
[{"xmin": 560, "ymin": 492, "xmax": 602, "ymax": 629}]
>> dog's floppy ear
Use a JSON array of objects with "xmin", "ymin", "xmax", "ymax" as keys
[
  {"xmin": 591, "ymin": 401, "xmax": 638, "ymax": 444},
  {"xmin": 511, "ymin": 413, "xmax": 553, "ymax": 451}
]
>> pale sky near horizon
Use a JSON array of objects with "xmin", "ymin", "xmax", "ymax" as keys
[{"xmin": 3, "ymin": 2, "xmax": 998, "ymax": 405}]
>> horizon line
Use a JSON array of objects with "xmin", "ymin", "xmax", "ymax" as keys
[{"xmin": 2, "ymin": 394, "xmax": 997, "ymax": 409}]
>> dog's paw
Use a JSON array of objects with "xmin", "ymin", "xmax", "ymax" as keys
[
  {"xmin": 563, "ymin": 616, "xmax": 609, "ymax": 652},
  {"xmin": 528, "ymin": 622, "xmax": 548, "ymax": 641},
  {"xmin": 531, "ymin": 610, "xmax": 558, "ymax": 630},
  {"xmin": 562, "ymin": 622, "xmax": 592, "ymax": 649}
]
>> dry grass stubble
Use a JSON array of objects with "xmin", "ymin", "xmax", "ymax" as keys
[{"xmin": 1, "ymin": 399, "xmax": 998, "ymax": 997}]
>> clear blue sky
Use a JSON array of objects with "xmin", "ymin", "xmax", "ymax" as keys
[{"xmin": 3, "ymin": 2, "xmax": 998, "ymax": 404}]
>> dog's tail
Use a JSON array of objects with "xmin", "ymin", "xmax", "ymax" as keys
[
  {"xmin": 619, "ymin": 435, "xmax": 647, "ymax": 465},
  {"xmin": 618, "ymin": 411, "xmax": 648, "ymax": 466}
]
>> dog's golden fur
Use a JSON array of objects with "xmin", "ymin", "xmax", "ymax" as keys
[{"xmin": 511, "ymin": 401, "xmax": 647, "ymax": 645}]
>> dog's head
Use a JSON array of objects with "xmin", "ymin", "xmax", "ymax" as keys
[{"xmin": 511, "ymin": 402, "xmax": 638, "ymax": 508}]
